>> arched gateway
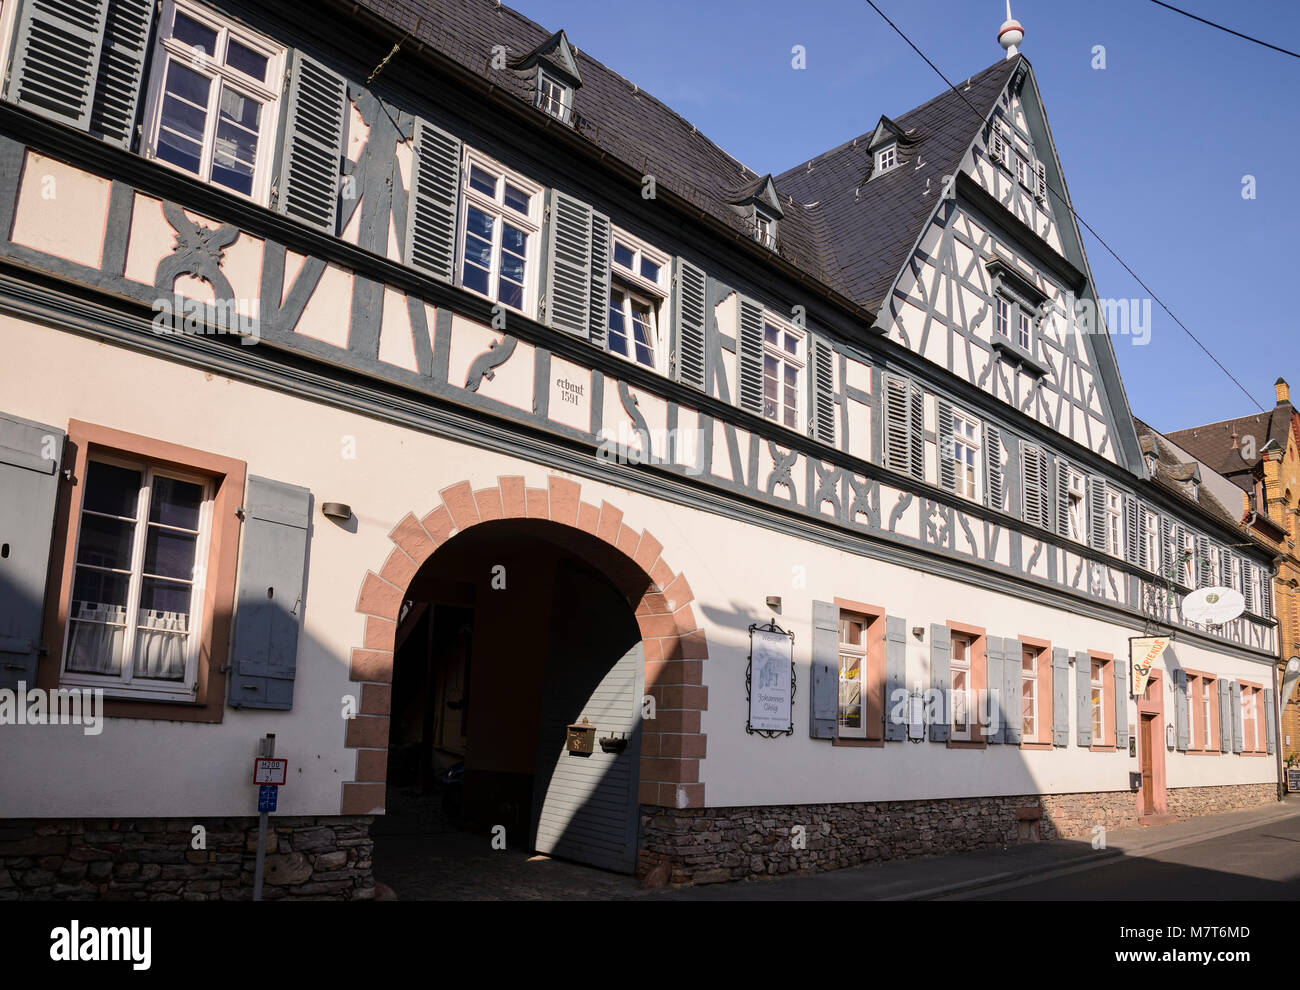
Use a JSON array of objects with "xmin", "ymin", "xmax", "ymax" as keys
[{"xmin": 341, "ymin": 475, "xmax": 709, "ymax": 873}]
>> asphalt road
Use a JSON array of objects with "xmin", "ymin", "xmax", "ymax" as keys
[{"xmin": 956, "ymin": 812, "xmax": 1300, "ymax": 900}]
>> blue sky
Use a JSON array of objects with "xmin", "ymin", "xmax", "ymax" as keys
[{"xmin": 510, "ymin": 0, "xmax": 1299, "ymax": 433}]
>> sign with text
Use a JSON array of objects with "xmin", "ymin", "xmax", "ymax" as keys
[
  {"xmin": 253, "ymin": 758, "xmax": 288, "ymax": 786},
  {"xmin": 1129, "ymin": 636, "xmax": 1169, "ymax": 697},
  {"xmin": 747, "ymin": 624, "xmax": 794, "ymax": 734}
]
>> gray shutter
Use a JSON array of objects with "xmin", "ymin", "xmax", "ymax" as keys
[
  {"xmin": 276, "ymin": 51, "xmax": 347, "ymax": 234},
  {"xmin": 1230, "ymin": 681, "xmax": 1243, "ymax": 753},
  {"xmin": 929, "ymin": 623, "xmax": 949, "ymax": 743},
  {"xmin": 937, "ymin": 400, "xmax": 956, "ymax": 493},
  {"xmin": 985, "ymin": 425, "xmax": 1004, "ymax": 510},
  {"xmin": 1137, "ymin": 506, "xmax": 1151, "ymax": 570},
  {"xmin": 1219, "ymin": 547, "xmax": 1233, "ymax": 587},
  {"xmin": 1159, "ymin": 515, "xmax": 1173, "ymax": 577},
  {"xmin": 406, "ymin": 117, "xmax": 462, "ymax": 283},
  {"xmin": 1055, "ymin": 459, "xmax": 1071, "ymax": 537},
  {"xmin": 810, "ymin": 600, "xmax": 838, "ymax": 739},
  {"xmin": 0, "ymin": 413, "xmax": 65, "ymax": 691},
  {"xmin": 736, "ymin": 296, "xmax": 764, "ymax": 415},
  {"xmin": 1265, "ymin": 687, "xmax": 1277, "ymax": 755},
  {"xmin": 1243, "ymin": 563, "xmax": 1255, "ymax": 614},
  {"xmin": 543, "ymin": 190, "xmax": 594, "ymax": 338},
  {"xmin": 883, "ymin": 376, "xmax": 910, "ymax": 476},
  {"xmin": 6, "ymin": 0, "xmax": 109, "ymax": 131},
  {"xmin": 1174, "ymin": 669, "xmax": 1188, "ymax": 751},
  {"xmin": 1003, "ymin": 638, "xmax": 1021, "ymax": 745},
  {"xmin": 1114, "ymin": 658, "xmax": 1128, "ymax": 750},
  {"xmin": 986, "ymin": 635, "xmax": 1004, "ymax": 744},
  {"xmin": 811, "ymin": 336, "xmax": 835, "ymax": 444},
  {"xmin": 1195, "ymin": 535, "xmax": 1210, "ymax": 588},
  {"xmin": 1218, "ymin": 678, "xmax": 1231, "ymax": 752},
  {"xmin": 1075, "ymin": 652, "xmax": 1091, "ymax": 747},
  {"xmin": 1261, "ymin": 569, "xmax": 1273, "ymax": 619},
  {"xmin": 1051, "ymin": 648, "xmax": 1069, "ymax": 746},
  {"xmin": 587, "ymin": 211, "xmax": 611, "ymax": 349},
  {"xmin": 89, "ymin": 0, "xmax": 153, "ymax": 148},
  {"xmin": 670, "ymin": 257, "xmax": 706, "ymax": 390},
  {"xmin": 1173, "ymin": 524, "xmax": 1188, "ymax": 586},
  {"xmin": 228, "ymin": 476, "xmax": 311, "ymax": 710},
  {"xmin": 1087, "ymin": 476, "xmax": 1106, "ymax": 552},
  {"xmin": 884, "ymin": 616, "xmax": 906, "ymax": 741},
  {"xmin": 1123, "ymin": 495, "xmax": 1139, "ymax": 566},
  {"xmin": 908, "ymin": 383, "xmax": 924, "ymax": 481},
  {"xmin": 1023, "ymin": 445, "xmax": 1046, "ymax": 527}
]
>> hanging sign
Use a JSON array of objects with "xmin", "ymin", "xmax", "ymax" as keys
[
  {"xmin": 1129, "ymin": 636, "xmax": 1168, "ymax": 697},
  {"xmin": 746, "ymin": 621, "xmax": 795, "ymax": 736}
]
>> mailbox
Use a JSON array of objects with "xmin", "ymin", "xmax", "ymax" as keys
[{"xmin": 566, "ymin": 718, "xmax": 597, "ymax": 755}]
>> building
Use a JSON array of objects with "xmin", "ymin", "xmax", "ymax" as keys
[
  {"xmin": 1166, "ymin": 380, "xmax": 1300, "ymax": 773},
  {"xmin": 0, "ymin": 0, "xmax": 1281, "ymax": 899}
]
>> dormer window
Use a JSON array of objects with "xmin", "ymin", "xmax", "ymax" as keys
[
  {"xmin": 753, "ymin": 207, "xmax": 777, "ymax": 249},
  {"xmin": 536, "ymin": 70, "xmax": 572, "ymax": 122},
  {"xmin": 875, "ymin": 144, "xmax": 897, "ymax": 174},
  {"xmin": 1146, "ymin": 452, "xmax": 1158, "ymax": 476}
]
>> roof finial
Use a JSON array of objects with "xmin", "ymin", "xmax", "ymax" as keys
[{"xmin": 999, "ymin": 1, "xmax": 1024, "ymax": 59}]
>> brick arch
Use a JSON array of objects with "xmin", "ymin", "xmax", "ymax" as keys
[{"xmin": 342, "ymin": 474, "xmax": 708, "ymax": 818}]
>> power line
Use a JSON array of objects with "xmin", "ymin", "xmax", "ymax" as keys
[
  {"xmin": 862, "ymin": 0, "xmax": 1266, "ymax": 413},
  {"xmin": 1149, "ymin": 0, "xmax": 1300, "ymax": 60}
]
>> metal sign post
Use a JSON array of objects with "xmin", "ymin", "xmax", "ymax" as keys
[{"xmin": 252, "ymin": 733, "xmax": 276, "ymax": 902}]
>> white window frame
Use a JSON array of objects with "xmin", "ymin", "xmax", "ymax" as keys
[
  {"xmin": 1017, "ymin": 308, "xmax": 1032, "ymax": 349},
  {"xmin": 1015, "ymin": 153, "xmax": 1031, "ymax": 189},
  {"xmin": 837, "ymin": 611, "xmax": 868, "ymax": 739},
  {"xmin": 1021, "ymin": 647, "xmax": 1038, "ymax": 742},
  {"xmin": 1067, "ymin": 469, "xmax": 1086, "ymax": 543},
  {"xmin": 951, "ymin": 410, "xmax": 981, "ymax": 502},
  {"xmin": 950, "ymin": 634, "xmax": 973, "ymax": 742},
  {"xmin": 760, "ymin": 311, "xmax": 806, "ymax": 431},
  {"xmin": 536, "ymin": 69, "xmax": 573, "ymax": 123},
  {"xmin": 140, "ymin": 0, "xmax": 285, "ymax": 205},
  {"xmin": 875, "ymin": 144, "xmax": 897, "ymax": 174},
  {"xmin": 753, "ymin": 207, "xmax": 777, "ymax": 249},
  {"xmin": 1144, "ymin": 510, "xmax": 1161, "ymax": 573},
  {"xmin": 1090, "ymin": 658, "xmax": 1105, "ymax": 742},
  {"xmin": 1202, "ymin": 679, "xmax": 1214, "ymax": 750},
  {"xmin": 1105, "ymin": 490, "xmax": 1123, "ymax": 557},
  {"xmin": 60, "ymin": 454, "xmax": 213, "ymax": 702},
  {"xmin": 994, "ymin": 296, "xmax": 1009, "ymax": 338},
  {"xmin": 608, "ymin": 229, "xmax": 669, "ymax": 372},
  {"xmin": 457, "ymin": 148, "xmax": 543, "ymax": 318}
]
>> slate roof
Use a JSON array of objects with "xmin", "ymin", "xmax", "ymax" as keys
[
  {"xmin": 1133, "ymin": 418, "xmax": 1242, "ymax": 531},
  {"xmin": 1166, "ymin": 403, "xmax": 1295, "ymax": 490},
  {"xmin": 345, "ymin": 0, "xmax": 1018, "ymax": 316}
]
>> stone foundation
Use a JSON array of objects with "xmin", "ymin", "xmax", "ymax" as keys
[
  {"xmin": 0, "ymin": 816, "xmax": 374, "ymax": 901},
  {"xmin": 640, "ymin": 782, "xmax": 1281, "ymax": 886}
]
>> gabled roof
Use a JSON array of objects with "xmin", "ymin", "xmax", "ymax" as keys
[
  {"xmin": 508, "ymin": 28, "xmax": 582, "ymax": 86},
  {"xmin": 1166, "ymin": 403, "xmax": 1295, "ymax": 489},
  {"xmin": 728, "ymin": 174, "xmax": 784, "ymax": 218},
  {"xmin": 777, "ymin": 57, "xmax": 1022, "ymax": 312},
  {"xmin": 1134, "ymin": 418, "xmax": 1241, "ymax": 532}
]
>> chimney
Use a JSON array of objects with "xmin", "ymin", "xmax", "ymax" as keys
[{"xmin": 1277, "ymin": 378, "xmax": 1290, "ymax": 405}]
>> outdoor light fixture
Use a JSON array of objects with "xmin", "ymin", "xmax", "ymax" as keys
[
  {"xmin": 912, "ymin": 626, "xmax": 924, "ymax": 640},
  {"xmin": 765, "ymin": 595, "xmax": 782, "ymax": 611},
  {"xmin": 321, "ymin": 502, "xmax": 353, "ymax": 522}
]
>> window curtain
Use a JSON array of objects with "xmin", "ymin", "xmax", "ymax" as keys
[
  {"xmin": 132, "ymin": 610, "xmax": 190, "ymax": 680},
  {"xmin": 65, "ymin": 603, "xmax": 127, "ymax": 675}
]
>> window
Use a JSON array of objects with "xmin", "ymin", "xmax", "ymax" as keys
[
  {"xmin": 458, "ymin": 152, "xmax": 542, "ymax": 314},
  {"xmin": 1105, "ymin": 490, "xmax": 1123, "ymax": 557},
  {"xmin": 838, "ymin": 612, "xmax": 867, "ymax": 738},
  {"xmin": 142, "ymin": 0, "xmax": 285, "ymax": 202},
  {"xmin": 951, "ymin": 634, "xmax": 973, "ymax": 741},
  {"xmin": 1067, "ymin": 469, "xmax": 1086, "ymax": 543},
  {"xmin": 1021, "ymin": 647, "xmax": 1037, "ymax": 741},
  {"xmin": 1015, "ymin": 154, "xmax": 1031, "ymax": 189},
  {"xmin": 1200, "ymin": 676, "xmax": 1216, "ymax": 750},
  {"xmin": 1242, "ymin": 685, "xmax": 1258, "ymax": 752},
  {"xmin": 61, "ymin": 456, "xmax": 212, "ymax": 700},
  {"xmin": 1090, "ymin": 659, "xmax": 1105, "ymax": 741},
  {"xmin": 994, "ymin": 297, "xmax": 1009, "ymax": 338},
  {"xmin": 762, "ymin": 317, "xmax": 804, "ymax": 430},
  {"xmin": 753, "ymin": 208, "xmax": 776, "ymax": 249},
  {"xmin": 536, "ymin": 70, "xmax": 572, "ymax": 122},
  {"xmin": 1144, "ymin": 510, "xmax": 1161, "ymax": 573},
  {"xmin": 1017, "ymin": 309, "xmax": 1032, "ymax": 349},
  {"xmin": 608, "ymin": 232, "xmax": 668, "ymax": 371},
  {"xmin": 951, "ymin": 411, "xmax": 981, "ymax": 501},
  {"xmin": 875, "ymin": 144, "xmax": 897, "ymax": 174},
  {"xmin": 1146, "ymin": 452, "xmax": 1158, "ymax": 476}
]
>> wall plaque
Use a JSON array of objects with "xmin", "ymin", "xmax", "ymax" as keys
[{"xmin": 746, "ymin": 620, "xmax": 794, "ymax": 737}]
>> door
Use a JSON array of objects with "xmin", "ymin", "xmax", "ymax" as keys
[
  {"xmin": 1139, "ymin": 714, "xmax": 1155, "ymax": 814},
  {"xmin": 531, "ymin": 559, "xmax": 644, "ymax": 872}
]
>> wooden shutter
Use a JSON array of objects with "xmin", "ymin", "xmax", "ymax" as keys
[
  {"xmin": 1217, "ymin": 679, "xmax": 1231, "ymax": 752},
  {"xmin": 986, "ymin": 635, "xmax": 1004, "ymax": 744},
  {"xmin": 1265, "ymin": 688, "xmax": 1277, "ymax": 755},
  {"xmin": 1051, "ymin": 648, "xmax": 1069, "ymax": 746},
  {"xmin": 6, "ymin": 0, "xmax": 109, "ymax": 130},
  {"xmin": 883, "ymin": 376, "xmax": 910, "ymax": 476},
  {"xmin": 1034, "ymin": 160, "xmax": 1048, "ymax": 201},
  {"xmin": 0, "ymin": 412, "xmax": 64, "ymax": 691},
  {"xmin": 1075, "ymin": 652, "xmax": 1091, "ymax": 747},
  {"xmin": 810, "ymin": 335, "xmax": 835, "ymax": 444},
  {"xmin": 1243, "ymin": 563, "xmax": 1256, "ymax": 614},
  {"xmin": 884, "ymin": 616, "xmax": 906, "ymax": 741},
  {"xmin": 1055, "ymin": 459, "xmax": 1071, "ymax": 537},
  {"xmin": 937, "ymin": 400, "xmax": 956, "ymax": 493},
  {"xmin": 1002, "ymin": 638, "xmax": 1021, "ymax": 745},
  {"xmin": 1174, "ymin": 669, "xmax": 1188, "ymax": 751},
  {"xmin": 985, "ymin": 425, "xmax": 1004, "ymax": 510},
  {"xmin": 1023, "ymin": 444, "xmax": 1047, "ymax": 528},
  {"xmin": 276, "ymin": 51, "xmax": 347, "ymax": 234},
  {"xmin": 736, "ymin": 296, "xmax": 764, "ymax": 415},
  {"xmin": 1123, "ymin": 495, "xmax": 1139, "ymax": 566},
  {"xmin": 907, "ymin": 383, "xmax": 924, "ymax": 481},
  {"xmin": 587, "ymin": 211, "xmax": 611, "ymax": 349},
  {"xmin": 810, "ymin": 601, "xmax": 838, "ymax": 739},
  {"xmin": 928, "ymin": 623, "xmax": 949, "ymax": 743},
  {"xmin": 228, "ymin": 476, "xmax": 311, "ymax": 710},
  {"xmin": 670, "ymin": 257, "xmax": 707, "ymax": 390},
  {"xmin": 542, "ymin": 189, "xmax": 594, "ymax": 338},
  {"xmin": 1261, "ymin": 570, "xmax": 1274, "ymax": 619},
  {"xmin": 1087, "ymin": 476, "xmax": 1106, "ymax": 552},
  {"xmin": 1195, "ymin": 535, "xmax": 1210, "ymax": 587},
  {"xmin": 1230, "ymin": 682, "xmax": 1243, "ymax": 753},
  {"xmin": 406, "ymin": 117, "xmax": 463, "ymax": 283},
  {"xmin": 1159, "ymin": 515, "xmax": 1173, "ymax": 578},
  {"xmin": 1114, "ymin": 658, "xmax": 1128, "ymax": 750},
  {"xmin": 89, "ymin": 0, "xmax": 153, "ymax": 148},
  {"xmin": 989, "ymin": 124, "xmax": 1006, "ymax": 162},
  {"xmin": 1137, "ymin": 505, "xmax": 1151, "ymax": 570},
  {"xmin": 1219, "ymin": 547, "xmax": 1233, "ymax": 587}
]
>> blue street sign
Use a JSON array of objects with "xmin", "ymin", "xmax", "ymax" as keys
[{"xmin": 257, "ymin": 785, "xmax": 278, "ymax": 813}]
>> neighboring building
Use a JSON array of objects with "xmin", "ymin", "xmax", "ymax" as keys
[
  {"xmin": 0, "ymin": 0, "xmax": 1281, "ymax": 899},
  {"xmin": 1167, "ymin": 380, "xmax": 1300, "ymax": 773}
]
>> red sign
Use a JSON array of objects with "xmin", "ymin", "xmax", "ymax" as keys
[{"xmin": 253, "ymin": 758, "xmax": 288, "ymax": 785}]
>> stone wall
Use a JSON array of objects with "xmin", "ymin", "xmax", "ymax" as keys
[
  {"xmin": 0, "ymin": 816, "xmax": 374, "ymax": 901},
  {"xmin": 1166, "ymin": 782, "xmax": 1277, "ymax": 819}
]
